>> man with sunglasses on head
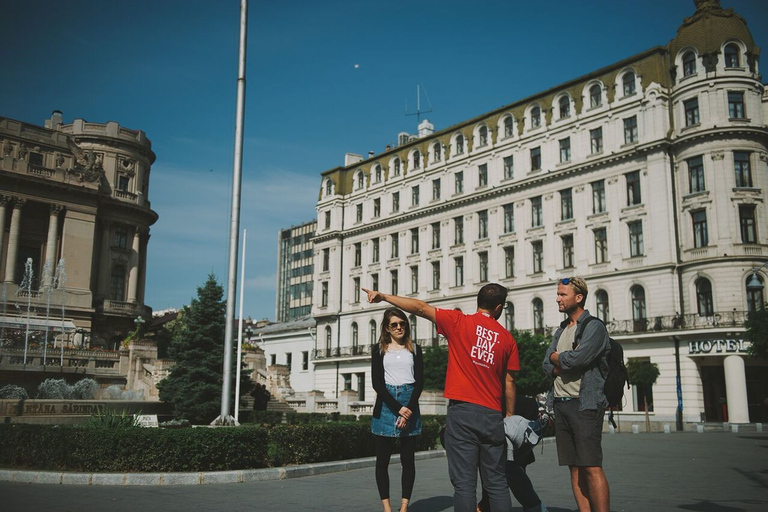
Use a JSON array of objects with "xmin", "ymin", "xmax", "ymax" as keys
[
  {"xmin": 542, "ymin": 277, "xmax": 611, "ymax": 512},
  {"xmin": 363, "ymin": 283, "xmax": 518, "ymax": 512}
]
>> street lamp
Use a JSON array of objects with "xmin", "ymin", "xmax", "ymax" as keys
[
  {"xmin": 134, "ymin": 316, "xmax": 145, "ymax": 335},
  {"xmin": 244, "ymin": 326, "xmax": 254, "ymax": 342}
]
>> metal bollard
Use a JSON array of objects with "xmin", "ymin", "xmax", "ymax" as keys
[
  {"xmin": 632, "ymin": 424, "xmax": 639, "ymax": 434},
  {"xmin": 731, "ymin": 424, "xmax": 739, "ymax": 433},
  {"xmin": 696, "ymin": 424, "xmax": 705, "ymax": 433},
  {"xmin": 663, "ymin": 424, "xmax": 671, "ymax": 434}
]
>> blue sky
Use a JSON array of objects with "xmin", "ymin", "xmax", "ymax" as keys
[{"xmin": 1, "ymin": 0, "xmax": 766, "ymax": 320}]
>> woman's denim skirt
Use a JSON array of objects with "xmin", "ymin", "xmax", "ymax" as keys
[{"xmin": 371, "ymin": 383, "xmax": 422, "ymax": 437}]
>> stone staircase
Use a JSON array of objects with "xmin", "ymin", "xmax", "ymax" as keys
[{"xmin": 266, "ymin": 399, "xmax": 294, "ymax": 414}]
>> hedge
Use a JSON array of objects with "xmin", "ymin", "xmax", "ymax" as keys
[{"xmin": 0, "ymin": 420, "xmax": 441, "ymax": 473}]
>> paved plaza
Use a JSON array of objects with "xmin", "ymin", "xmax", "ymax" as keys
[{"xmin": 2, "ymin": 431, "xmax": 767, "ymax": 511}]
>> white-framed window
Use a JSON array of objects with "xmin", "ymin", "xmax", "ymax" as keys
[
  {"xmin": 688, "ymin": 156, "xmax": 706, "ymax": 193},
  {"xmin": 684, "ymin": 97, "xmax": 700, "ymax": 126},
  {"xmin": 696, "ymin": 278, "xmax": 714, "ymax": 316},
  {"xmin": 503, "ymin": 116, "xmax": 514, "ymax": 138},
  {"xmin": 561, "ymin": 188, "xmax": 573, "ymax": 220},
  {"xmin": 724, "ymin": 42, "xmax": 741, "ymax": 68},
  {"xmin": 410, "ymin": 265, "xmax": 419, "ymax": 294},
  {"xmin": 532, "ymin": 298, "xmax": 544, "ymax": 334},
  {"xmin": 478, "ymin": 164, "xmax": 488, "ymax": 187},
  {"xmin": 433, "ymin": 142, "xmax": 442, "ymax": 162},
  {"xmin": 355, "ymin": 203, "xmax": 362, "ymax": 223},
  {"xmin": 589, "ymin": 84, "xmax": 602, "ymax": 108},
  {"xmin": 373, "ymin": 198, "xmax": 381, "ymax": 217},
  {"xmin": 372, "ymin": 239, "xmax": 379, "ymax": 263},
  {"xmin": 354, "ymin": 242, "xmax": 362, "ymax": 266},
  {"xmin": 592, "ymin": 180, "xmax": 606, "ymax": 213},
  {"xmin": 683, "ymin": 51, "xmax": 697, "ymax": 77},
  {"xmin": 504, "ymin": 246, "xmax": 515, "ymax": 278},
  {"xmin": 531, "ymin": 196, "xmax": 543, "ymax": 227},
  {"xmin": 503, "ymin": 156, "xmax": 514, "ymax": 180},
  {"xmin": 562, "ymin": 234, "xmax": 574, "ymax": 269},
  {"xmin": 532, "ymin": 241, "xmax": 543, "ymax": 273},
  {"xmin": 410, "ymin": 228, "xmax": 419, "ymax": 254},
  {"xmin": 412, "ymin": 185, "xmax": 420, "ymax": 207},
  {"xmin": 322, "ymin": 248, "xmax": 330, "ymax": 271},
  {"xmin": 413, "ymin": 150, "xmax": 421, "ymax": 170},
  {"xmin": 478, "ymin": 210, "xmax": 488, "ymax": 239},
  {"xmin": 374, "ymin": 164, "xmax": 382, "ymax": 183},
  {"xmin": 530, "ymin": 106, "xmax": 541, "ymax": 128},
  {"xmin": 628, "ymin": 221, "xmax": 644, "ymax": 257},
  {"xmin": 590, "ymin": 127, "xmax": 603, "ymax": 154},
  {"xmin": 321, "ymin": 282, "xmax": 328, "ymax": 307},
  {"xmin": 505, "ymin": 302, "xmax": 515, "ymax": 331},
  {"xmin": 595, "ymin": 289, "xmax": 609, "ymax": 321},
  {"xmin": 728, "ymin": 91, "xmax": 745, "ymax": 119},
  {"xmin": 734, "ymin": 151, "xmax": 752, "ymax": 188},
  {"xmin": 594, "ymin": 227, "xmax": 608, "ymax": 264},
  {"xmin": 392, "ymin": 191, "xmax": 400, "ymax": 212},
  {"xmin": 393, "ymin": 158, "xmax": 401, "ymax": 176},
  {"xmin": 455, "ymin": 171, "xmax": 464, "ymax": 194},
  {"xmin": 391, "ymin": 233, "xmax": 399, "ymax": 258},
  {"xmin": 455, "ymin": 134, "xmax": 465, "ymax": 155},
  {"xmin": 739, "ymin": 204, "xmax": 757, "ymax": 243},
  {"xmin": 623, "ymin": 71, "xmax": 636, "ymax": 96},
  {"xmin": 391, "ymin": 269, "xmax": 399, "ymax": 295},
  {"xmin": 353, "ymin": 278, "xmax": 360, "ymax": 303},
  {"xmin": 692, "ymin": 209, "xmax": 708, "ymax": 248},
  {"xmin": 626, "ymin": 171, "xmax": 641, "ymax": 206},
  {"xmin": 559, "ymin": 137, "xmax": 571, "ymax": 163},
  {"xmin": 531, "ymin": 146, "xmax": 541, "ymax": 171},
  {"xmin": 624, "ymin": 116, "xmax": 638, "ymax": 144},
  {"xmin": 356, "ymin": 171, "xmax": 364, "ymax": 190},
  {"xmin": 454, "ymin": 256, "xmax": 464, "ymax": 286},
  {"xmin": 631, "ymin": 285, "xmax": 647, "ymax": 332},
  {"xmin": 478, "ymin": 251, "xmax": 488, "ymax": 282},
  {"xmin": 432, "ymin": 178, "xmax": 441, "ymax": 201},
  {"xmin": 431, "ymin": 261, "xmax": 440, "ymax": 290},
  {"xmin": 503, "ymin": 203, "xmax": 514, "ymax": 233},
  {"xmin": 477, "ymin": 125, "xmax": 488, "ymax": 147},
  {"xmin": 558, "ymin": 95, "xmax": 570, "ymax": 119},
  {"xmin": 454, "ymin": 217, "xmax": 464, "ymax": 245},
  {"xmin": 431, "ymin": 222, "xmax": 440, "ymax": 249}
]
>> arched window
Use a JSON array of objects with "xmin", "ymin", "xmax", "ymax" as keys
[
  {"xmin": 351, "ymin": 322, "xmax": 359, "ymax": 349},
  {"xmin": 559, "ymin": 96, "xmax": 570, "ymax": 118},
  {"xmin": 504, "ymin": 117, "xmax": 514, "ymax": 138},
  {"xmin": 325, "ymin": 326, "xmax": 332, "ymax": 352},
  {"xmin": 374, "ymin": 165, "xmax": 382, "ymax": 183},
  {"xmin": 623, "ymin": 72, "xmax": 636, "ymax": 96},
  {"xmin": 533, "ymin": 298, "xmax": 544, "ymax": 334},
  {"xmin": 478, "ymin": 126, "xmax": 488, "ymax": 147},
  {"xmin": 356, "ymin": 172, "xmax": 364, "ymax": 190},
  {"xmin": 393, "ymin": 158, "xmax": 401, "ymax": 176},
  {"xmin": 683, "ymin": 51, "xmax": 697, "ymax": 76},
  {"xmin": 110, "ymin": 265, "xmax": 125, "ymax": 301},
  {"xmin": 531, "ymin": 106, "xmax": 541, "ymax": 128},
  {"xmin": 595, "ymin": 289, "xmax": 610, "ymax": 322},
  {"xmin": 409, "ymin": 315, "xmax": 417, "ymax": 341},
  {"xmin": 589, "ymin": 84, "xmax": 602, "ymax": 108},
  {"xmin": 455, "ymin": 134, "xmax": 465, "ymax": 155},
  {"xmin": 631, "ymin": 285, "xmax": 647, "ymax": 332},
  {"xmin": 747, "ymin": 275, "xmax": 764, "ymax": 312},
  {"xmin": 696, "ymin": 278, "xmax": 714, "ymax": 316},
  {"xmin": 370, "ymin": 320, "xmax": 378, "ymax": 345},
  {"xmin": 505, "ymin": 302, "xmax": 515, "ymax": 331},
  {"xmin": 724, "ymin": 43, "xmax": 740, "ymax": 68},
  {"xmin": 325, "ymin": 179, "xmax": 332, "ymax": 196},
  {"xmin": 413, "ymin": 150, "xmax": 421, "ymax": 169},
  {"xmin": 433, "ymin": 142, "xmax": 441, "ymax": 162}
]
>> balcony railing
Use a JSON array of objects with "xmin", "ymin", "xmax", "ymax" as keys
[{"xmin": 606, "ymin": 311, "xmax": 748, "ymax": 335}]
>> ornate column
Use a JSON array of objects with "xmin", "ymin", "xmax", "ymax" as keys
[
  {"xmin": 44, "ymin": 204, "xmax": 64, "ymax": 286},
  {"xmin": 4, "ymin": 197, "xmax": 25, "ymax": 283},
  {"xmin": 0, "ymin": 196, "xmax": 9, "ymax": 280},
  {"xmin": 127, "ymin": 228, "xmax": 141, "ymax": 303},
  {"xmin": 723, "ymin": 354, "xmax": 750, "ymax": 423},
  {"xmin": 98, "ymin": 222, "xmax": 112, "ymax": 298}
]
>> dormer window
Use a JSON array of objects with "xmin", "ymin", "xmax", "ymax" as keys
[
  {"xmin": 589, "ymin": 84, "xmax": 602, "ymax": 108},
  {"xmin": 531, "ymin": 106, "xmax": 541, "ymax": 128},
  {"xmin": 433, "ymin": 142, "xmax": 441, "ymax": 162},
  {"xmin": 413, "ymin": 150, "xmax": 421, "ymax": 170},
  {"xmin": 356, "ymin": 172, "xmax": 364, "ymax": 190},
  {"xmin": 683, "ymin": 51, "xmax": 697, "ymax": 76},
  {"xmin": 456, "ymin": 134, "xmax": 465, "ymax": 155},
  {"xmin": 623, "ymin": 72, "xmax": 636, "ymax": 96},
  {"xmin": 393, "ymin": 158, "xmax": 401, "ymax": 176},
  {"xmin": 374, "ymin": 164, "xmax": 382, "ymax": 182},
  {"xmin": 325, "ymin": 179, "xmax": 333, "ymax": 196},
  {"xmin": 504, "ymin": 117, "xmax": 514, "ymax": 138},
  {"xmin": 724, "ymin": 43, "xmax": 740, "ymax": 68},
  {"xmin": 559, "ymin": 96, "xmax": 570, "ymax": 118},
  {"xmin": 478, "ymin": 126, "xmax": 488, "ymax": 147}
]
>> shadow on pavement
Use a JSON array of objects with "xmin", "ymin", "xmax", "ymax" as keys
[
  {"xmin": 409, "ymin": 495, "xmax": 453, "ymax": 511},
  {"xmin": 678, "ymin": 500, "xmax": 745, "ymax": 512}
]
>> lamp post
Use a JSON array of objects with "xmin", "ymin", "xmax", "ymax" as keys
[
  {"xmin": 746, "ymin": 262, "xmax": 767, "ymax": 310},
  {"xmin": 134, "ymin": 316, "xmax": 145, "ymax": 336}
]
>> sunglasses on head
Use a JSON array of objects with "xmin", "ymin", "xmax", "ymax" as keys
[
  {"xmin": 389, "ymin": 321, "xmax": 406, "ymax": 329},
  {"xmin": 560, "ymin": 277, "xmax": 584, "ymax": 293}
]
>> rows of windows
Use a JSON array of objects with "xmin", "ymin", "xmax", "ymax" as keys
[{"xmin": 680, "ymin": 43, "xmax": 745, "ymax": 81}]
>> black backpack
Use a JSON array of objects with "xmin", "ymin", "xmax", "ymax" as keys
[{"xmin": 573, "ymin": 316, "xmax": 629, "ymax": 428}]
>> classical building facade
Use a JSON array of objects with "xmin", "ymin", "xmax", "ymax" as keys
[
  {"xmin": 308, "ymin": 0, "xmax": 768, "ymax": 427},
  {"xmin": 0, "ymin": 111, "xmax": 158, "ymax": 351},
  {"xmin": 275, "ymin": 220, "xmax": 316, "ymax": 322}
]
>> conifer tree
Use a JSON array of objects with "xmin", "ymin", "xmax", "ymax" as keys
[{"xmin": 158, "ymin": 274, "xmax": 252, "ymax": 424}]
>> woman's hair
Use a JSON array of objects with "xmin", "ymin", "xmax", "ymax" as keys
[{"xmin": 377, "ymin": 307, "xmax": 414, "ymax": 355}]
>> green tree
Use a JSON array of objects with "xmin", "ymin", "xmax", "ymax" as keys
[
  {"xmin": 512, "ymin": 329, "xmax": 551, "ymax": 397},
  {"xmin": 626, "ymin": 359, "xmax": 660, "ymax": 432},
  {"xmin": 422, "ymin": 345, "xmax": 448, "ymax": 390},
  {"xmin": 745, "ymin": 308, "xmax": 768, "ymax": 360},
  {"xmin": 157, "ymin": 274, "xmax": 253, "ymax": 424}
]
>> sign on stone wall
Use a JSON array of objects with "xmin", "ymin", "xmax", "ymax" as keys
[
  {"xmin": 688, "ymin": 339, "xmax": 750, "ymax": 355},
  {"xmin": 135, "ymin": 414, "xmax": 159, "ymax": 427}
]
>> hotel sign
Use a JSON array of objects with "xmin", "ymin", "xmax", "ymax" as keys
[{"xmin": 688, "ymin": 339, "xmax": 750, "ymax": 355}]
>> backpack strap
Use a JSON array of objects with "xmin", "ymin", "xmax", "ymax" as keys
[{"xmin": 572, "ymin": 316, "xmax": 598, "ymax": 350}]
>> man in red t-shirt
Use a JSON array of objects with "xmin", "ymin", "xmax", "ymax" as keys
[{"xmin": 364, "ymin": 283, "xmax": 518, "ymax": 512}]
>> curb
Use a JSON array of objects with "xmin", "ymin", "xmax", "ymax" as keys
[{"xmin": 0, "ymin": 449, "xmax": 447, "ymax": 486}]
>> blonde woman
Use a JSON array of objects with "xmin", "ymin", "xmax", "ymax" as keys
[{"xmin": 371, "ymin": 307, "xmax": 424, "ymax": 512}]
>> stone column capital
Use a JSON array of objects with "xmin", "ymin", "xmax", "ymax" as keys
[
  {"xmin": 0, "ymin": 195, "xmax": 11, "ymax": 207},
  {"xmin": 12, "ymin": 197, "xmax": 26, "ymax": 209},
  {"xmin": 50, "ymin": 203, "xmax": 65, "ymax": 215}
]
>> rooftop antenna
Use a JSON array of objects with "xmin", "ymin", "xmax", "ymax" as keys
[{"xmin": 405, "ymin": 84, "xmax": 433, "ymax": 125}]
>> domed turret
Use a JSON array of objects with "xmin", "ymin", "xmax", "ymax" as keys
[{"xmin": 669, "ymin": 0, "xmax": 759, "ymax": 72}]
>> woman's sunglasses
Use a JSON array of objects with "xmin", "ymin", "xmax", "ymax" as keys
[{"xmin": 388, "ymin": 321, "xmax": 407, "ymax": 329}]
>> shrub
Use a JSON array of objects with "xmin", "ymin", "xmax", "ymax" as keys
[
  {"xmin": 252, "ymin": 410, "xmax": 284, "ymax": 425},
  {"xmin": 36, "ymin": 379, "xmax": 72, "ymax": 399},
  {"xmin": 72, "ymin": 379, "xmax": 99, "ymax": 399},
  {"xmin": 0, "ymin": 385, "xmax": 29, "ymax": 400},
  {"xmin": 83, "ymin": 408, "xmax": 140, "ymax": 429}
]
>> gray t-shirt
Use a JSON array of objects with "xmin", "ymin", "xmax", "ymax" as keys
[
  {"xmin": 553, "ymin": 323, "xmax": 581, "ymax": 398},
  {"xmin": 383, "ymin": 347, "xmax": 415, "ymax": 386}
]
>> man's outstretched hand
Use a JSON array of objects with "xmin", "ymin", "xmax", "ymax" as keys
[{"xmin": 362, "ymin": 288, "xmax": 384, "ymax": 303}]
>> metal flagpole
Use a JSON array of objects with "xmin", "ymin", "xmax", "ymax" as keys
[
  {"xmin": 234, "ymin": 229, "xmax": 246, "ymax": 424},
  {"xmin": 214, "ymin": 0, "xmax": 248, "ymax": 425}
]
